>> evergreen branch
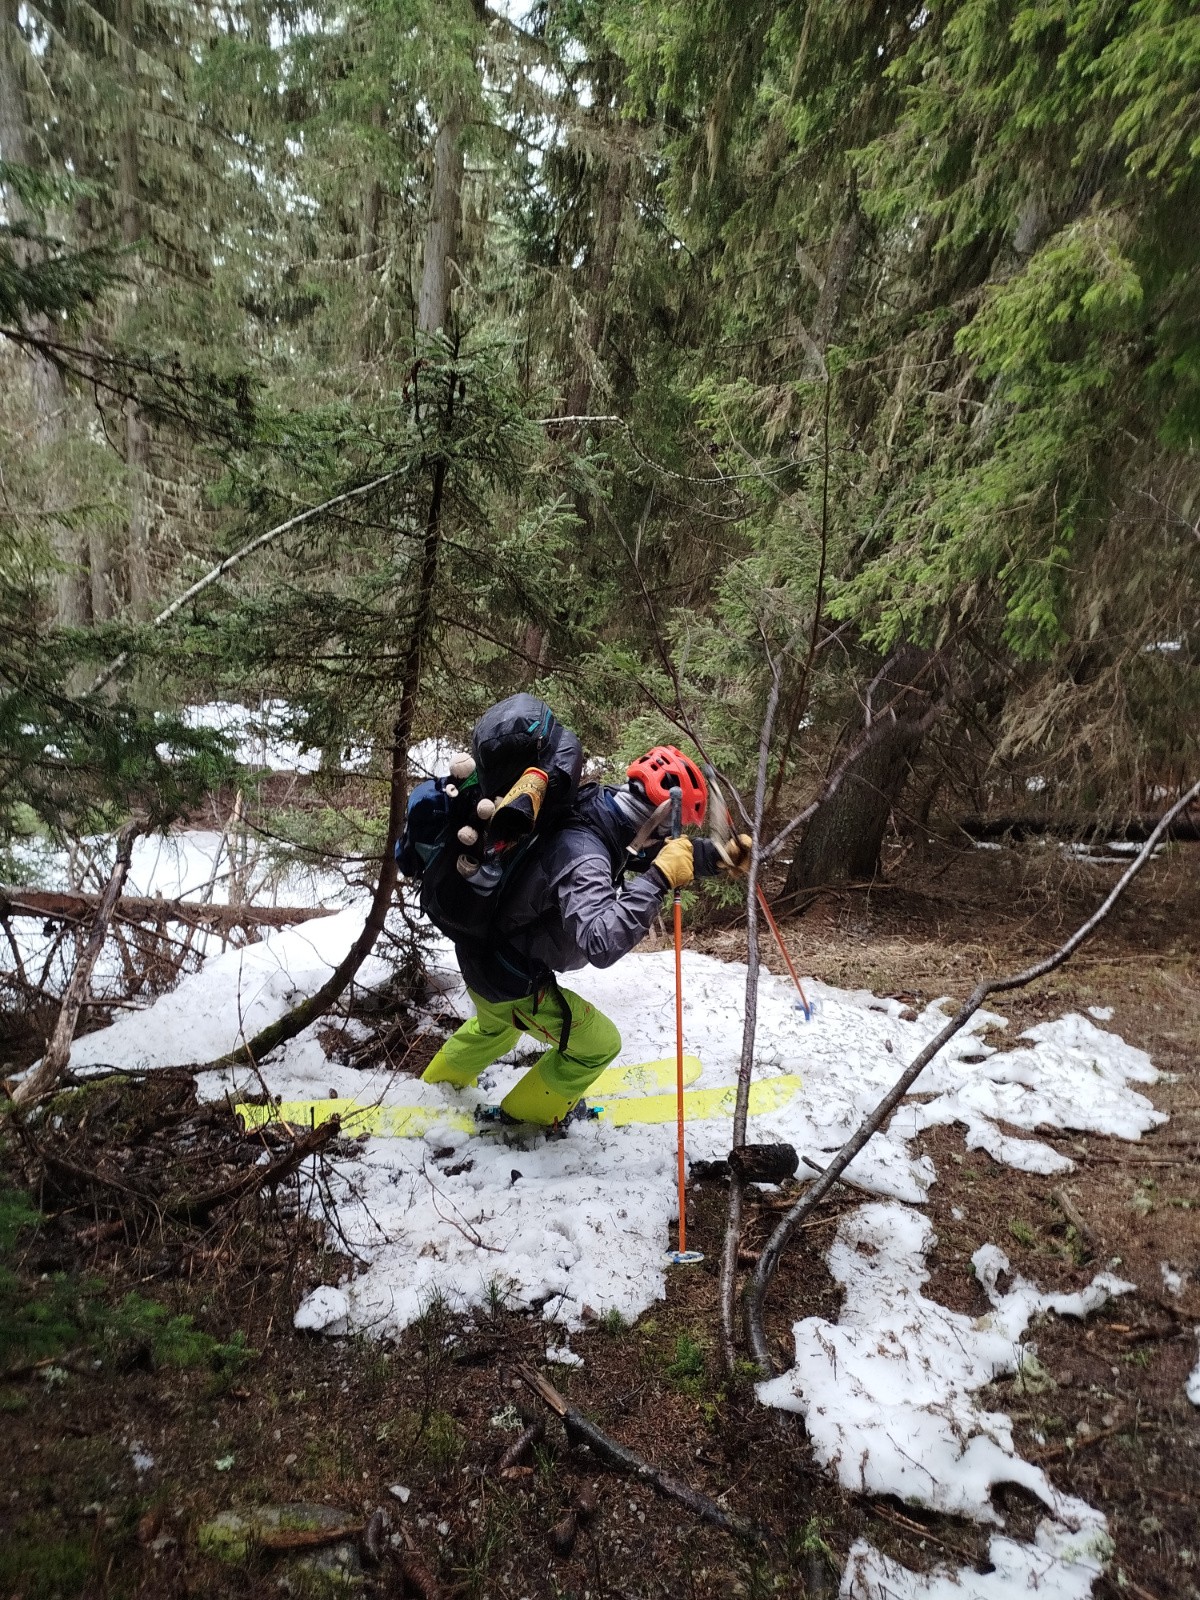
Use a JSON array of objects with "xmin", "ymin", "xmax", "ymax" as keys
[
  {"xmin": 86, "ymin": 471, "xmax": 406, "ymax": 695},
  {"xmin": 537, "ymin": 413, "xmax": 808, "ymax": 486}
]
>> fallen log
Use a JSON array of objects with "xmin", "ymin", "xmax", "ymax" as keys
[
  {"xmin": 957, "ymin": 812, "xmax": 1200, "ymax": 843},
  {"xmin": 0, "ymin": 885, "xmax": 336, "ymax": 932}
]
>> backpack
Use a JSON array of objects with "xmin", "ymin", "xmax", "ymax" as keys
[{"xmin": 396, "ymin": 697, "xmax": 583, "ymax": 993}]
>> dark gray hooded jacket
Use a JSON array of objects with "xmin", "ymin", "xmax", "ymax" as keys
[{"xmin": 456, "ymin": 786, "xmax": 667, "ymax": 1003}]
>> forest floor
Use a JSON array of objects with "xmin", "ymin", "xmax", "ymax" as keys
[{"xmin": 1, "ymin": 835, "xmax": 1197, "ymax": 1600}]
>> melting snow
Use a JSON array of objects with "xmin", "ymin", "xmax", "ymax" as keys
[
  {"xmin": 760, "ymin": 1204, "xmax": 1129, "ymax": 1593},
  {"xmin": 45, "ymin": 871, "xmax": 1169, "ymax": 1600}
]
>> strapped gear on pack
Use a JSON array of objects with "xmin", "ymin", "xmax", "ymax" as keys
[
  {"xmin": 396, "ymin": 696, "xmax": 583, "ymax": 1000},
  {"xmin": 627, "ymin": 746, "xmax": 707, "ymax": 828}
]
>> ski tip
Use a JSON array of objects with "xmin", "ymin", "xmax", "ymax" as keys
[{"xmin": 663, "ymin": 1249, "xmax": 706, "ymax": 1267}]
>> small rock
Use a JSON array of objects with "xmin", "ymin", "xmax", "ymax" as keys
[
  {"xmin": 573, "ymin": 1485, "xmax": 598, "ymax": 1525},
  {"xmin": 549, "ymin": 1510, "xmax": 577, "ymax": 1556},
  {"xmin": 388, "ymin": 1484, "xmax": 410, "ymax": 1504}
]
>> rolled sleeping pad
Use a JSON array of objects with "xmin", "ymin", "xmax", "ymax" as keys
[{"xmin": 471, "ymin": 693, "xmax": 583, "ymax": 819}]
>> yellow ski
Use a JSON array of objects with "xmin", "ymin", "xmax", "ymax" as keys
[
  {"xmin": 598, "ymin": 1075, "xmax": 802, "ymax": 1127},
  {"xmin": 236, "ymin": 1054, "xmax": 707, "ymax": 1141},
  {"xmin": 235, "ymin": 1064, "xmax": 803, "ymax": 1139}
]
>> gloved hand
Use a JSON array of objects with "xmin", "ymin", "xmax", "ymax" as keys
[
  {"xmin": 718, "ymin": 833, "xmax": 753, "ymax": 875},
  {"xmin": 651, "ymin": 835, "xmax": 695, "ymax": 889}
]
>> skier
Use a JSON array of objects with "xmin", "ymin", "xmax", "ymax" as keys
[{"xmin": 421, "ymin": 744, "xmax": 751, "ymax": 1125}]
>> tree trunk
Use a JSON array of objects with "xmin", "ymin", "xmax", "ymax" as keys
[
  {"xmin": 783, "ymin": 645, "xmax": 940, "ymax": 897},
  {"xmin": 564, "ymin": 141, "xmax": 630, "ymax": 421},
  {"xmin": 117, "ymin": 0, "xmax": 151, "ymax": 617},
  {"xmin": 417, "ymin": 114, "xmax": 463, "ymax": 337},
  {"xmin": 2, "ymin": 0, "xmax": 90, "ymax": 625}
]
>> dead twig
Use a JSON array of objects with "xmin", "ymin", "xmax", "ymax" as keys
[
  {"xmin": 801, "ymin": 1153, "xmax": 878, "ymax": 1197},
  {"xmin": 12, "ymin": 821, "xmax": 140, "ymax": 1108},
  {"xmin": 1029, "ymin": 1423, "xmax": 1125, "ymax": 1464},
  {"xmin": 870, "ymin": 1502, "xmax": 978, "ymax": 1566},
  {"xmin": 1049, "ymin": 1187, "xmax": 1101, "ymax": 1253},
  {"xmin": 516, "ymin": 1362, "xmax": 764, "ymax": 1543}
]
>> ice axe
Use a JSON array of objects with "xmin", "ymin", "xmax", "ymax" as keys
[
  {"xmin": 664, "ymin": 785, "xmax": 704, "ymax": 1268},
  {"xmin": 703, "ymin": 764, "xmax": 816, "ymax": 1021}
]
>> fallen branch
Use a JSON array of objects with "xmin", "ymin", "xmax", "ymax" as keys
[
  {"xmin": 743, "ymin": 776, "xmax": 1200, "ymax": 1375},
  {"xmin": 0, "ymin": 885, "xmax": 336, "ymax": 933},
  {"xmin": 516, "ymin": 1362, "xmax": 763, "ymax": 1543},
  {"xmin": 12, "ymin": 821, "xmax": 140, "ymax": 1108},
  {"xmin": 1050, "ymin": 1187, "xmax": 1101, "ymax": 1254},
  {"xmin": 87, "ymin": 470, "xmax": 406, "ymax": 695},
  {"xmin": 959, "ymin": 812, "xmax": 1200, "ymax": 844},
  {"xmin": 170, "ymin": 1120, "xmax": 338, "ymax": 1224}
]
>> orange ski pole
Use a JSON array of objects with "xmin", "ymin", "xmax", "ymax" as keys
[
  {"xmin": 665, "ymin": 788, "xmax": 703, "ymax": 1266},
  {"xmin": 756, "ymin": 885, "xmax": 814, "ymax": 1019}
]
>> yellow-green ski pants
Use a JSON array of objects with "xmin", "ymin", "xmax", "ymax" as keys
[{"xmin": 421, "ymin": 984, "xmax": 620, "ymax": 1121}]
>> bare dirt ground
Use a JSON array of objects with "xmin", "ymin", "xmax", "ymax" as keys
[{"xmin": 1, "ymin": 836, "xmax": 1196, "ymax": 1599}]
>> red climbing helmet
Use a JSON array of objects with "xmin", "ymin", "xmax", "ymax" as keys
[{"xmin": 627, "ymin": 746, "xmax": 707, "ymax": 827}]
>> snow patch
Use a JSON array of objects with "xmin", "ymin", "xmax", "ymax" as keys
[
  {"xmin": 758, "ymin": 1203, "xmax": 1130, "ymax": 1526},
  {"xmin": 61, "ymin": 907, "xmax": 394, "ymax": 1074},
  {"xmin": 294, "ymin": 1285, "xmax": 350, "ymax": 1334},
  {"xmin": 840, "ymin": 1525, "xmax": 1113, "ymax": 1600},
  {"xmin": 761, "ymin": 1204, "xmax": 1128, "ymax": 1599}
]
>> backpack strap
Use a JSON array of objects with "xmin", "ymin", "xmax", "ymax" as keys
[{"xmin": 545, "ymin": 971, "xmax": 572, "ymax": 1058}]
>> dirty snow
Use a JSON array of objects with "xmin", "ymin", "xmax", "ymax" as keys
[
  {"xmin": 43, "ymin": 851, "xmax": 1171, "ymax": 1600},
  {"xmin": 1189, "ymin": 1333, "xmax": 1200, "ymax": 1407},
  {"xmin": 760, "ymin": 1204, "xmax": 1129, "ymax": 1595},
  {"xmin": 840, "ymin": 1528, "xmax": 1112, "ymax": 1600}
]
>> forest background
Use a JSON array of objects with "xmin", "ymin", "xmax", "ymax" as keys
[
  {"xmin": 3, "ymin": 0, "xmax": 1197, "ymax": 910},
  {"xmin": 2, "ymin": 6, "xmax": 1200, "ymax": 1598}
]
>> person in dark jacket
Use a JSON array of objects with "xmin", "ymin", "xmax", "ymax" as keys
[{"xmin": 422, "ymin": 745, "xmax": 750, "ymax": 1125}]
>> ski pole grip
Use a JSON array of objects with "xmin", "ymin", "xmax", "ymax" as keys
[{"xmin": 669, "ymin": 788, "xmax": 683, "ymax": 840}]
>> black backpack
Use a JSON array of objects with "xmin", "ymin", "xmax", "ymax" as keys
[{"xmin": 396, "ymin": 696, "xmax": 583, "ymax": 993}]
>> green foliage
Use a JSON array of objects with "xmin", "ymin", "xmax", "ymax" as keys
[
  {"xmin": 0, "ymin": 1187, "xmax": 255, "ymax": 1377},
  {"xmin": 663, "ymin": 1330, "xmax": 708, "ymax": 1393},
  {"xmin": 0, "ymin": 1533, "xmax": 95, "ymax": 1600},
  {"xmin": 3, "ymin": 0, "xmax": 1196, "ymax": 893}
]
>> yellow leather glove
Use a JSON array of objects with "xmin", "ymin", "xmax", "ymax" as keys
[
  {"xmin": 652, "ymin": 835, "xmax": 694, "ymax": 890},
  {"xmin": 719, "ymin": 833, "xmax": 753, "ymax": 875}
]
